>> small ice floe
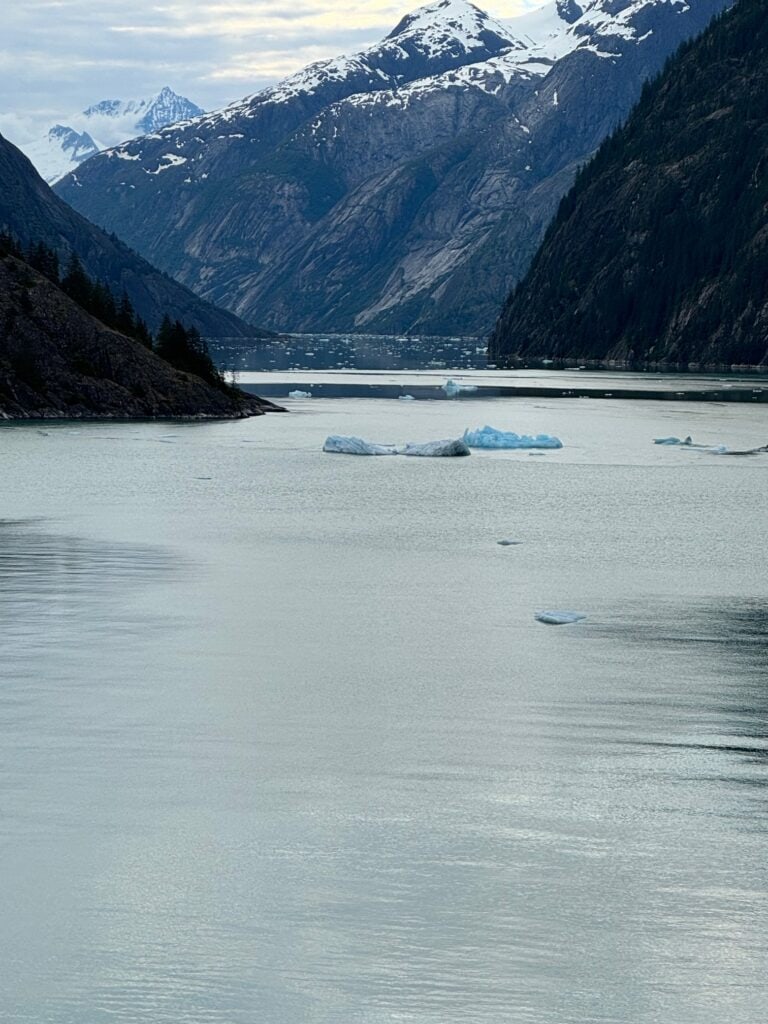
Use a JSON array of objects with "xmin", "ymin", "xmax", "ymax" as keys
[
  {"xmin": 654, "ymin": 435, "xmax": 693, "ymax": 446},
  {"xmin": 442, "ymin": 379, "xmax": 478, "ymax": 398},
  {"xmin": 323, "ymin": 435, "xmax": 397, "ymax": 456},
  {"xmin": 288, "ymin": 390, "xmax": 312, "ymax": 399},
  {"xmin": 716, "ymin": 444, "xmax": 768, "ymax": 456},
  {"xmin": 497, "ymin": 539, "xmax": 523, "ymax": 546},
  {"xmin": 398, "ymin": 394, "xmax": 416, "ymax": 401},
  {"xmin": 463, "ymin": 425, "xmax": 563, "ymax": 450},
  {"xmin": 401, "ymin": 438, "xmax": 471, "ymax": 457},
  {"xmin": 535, "ymin": 610, "xmax": 587, "ymax": 625}
]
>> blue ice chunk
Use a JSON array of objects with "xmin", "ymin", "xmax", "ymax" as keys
[
  {"xmin": 463, "ymin": 425, "xmax": 563, "ymax": 449},
  {"xmin": 535, "ymin": 610, "xmax": 587, "ymax": 625},
  {"xmin": 442, "ymin": 379, "xmax": 478, "ymax": 397},
  {"xmin": 288, "ymin": 390, "xmax": 312, "ymax": 399}
]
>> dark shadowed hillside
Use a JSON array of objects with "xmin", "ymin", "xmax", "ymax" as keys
[
  {"xmin": 0, "ymin": 133, "xmax": 268, "ymax": 338},
  {"xmin": 490, "ymin": 0, "xmax": 768, "ymax": 369},
  {"xmin": 0, "ymin": 254, "xmax": 278, "ymax": 419}
]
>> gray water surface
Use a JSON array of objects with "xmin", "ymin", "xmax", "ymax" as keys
[{"xmin": 1, "ymin": 397, "xmax": 767, "ymax": 1023}]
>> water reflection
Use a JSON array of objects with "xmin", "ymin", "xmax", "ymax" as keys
[
  {"xmin": 0, "ymin": 518, "xmax": 177, "ymax": 672},
  {"xmin": 587, "ymin": 598, "xmax": 768, "ymax": 814}
]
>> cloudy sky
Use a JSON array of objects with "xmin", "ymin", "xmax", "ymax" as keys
[{"xmin": 0, "ymin": 0, "xmax": 539, "ymax": 143}]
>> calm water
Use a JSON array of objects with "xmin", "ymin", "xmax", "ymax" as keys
[{"xmin": 1, "ymin": 394, "xmax": 767, "ymax": 1023}]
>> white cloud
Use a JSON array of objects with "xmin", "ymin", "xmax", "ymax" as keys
[{"xmin": 0, "ymin": 0, "xmax": 541, "ymax": 146}]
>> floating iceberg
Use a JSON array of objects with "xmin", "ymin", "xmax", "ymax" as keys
[
  {"xmin": 497, "ymin": 539, "xmax": 523, "ymax": 546},
  {"xmin": 288, "ymin": 390, "xmax": 312, "ymax": 399},
  {"xmin": 464, "ymin": 425, "xmax": 563, "ymax": 450},
  {"xmin": 654, "ymin": 435, "xmax": 693, "ymax": 446},
  {"xmin": 535, "ymin": 610, "xmax": 587, "ymax": 625},
  {"xmin": 401, "ymin": 438, "xmax": 471, "ymax": 457},
  {"xmin": 398, "ymin": 394, "xmax": 416, "ymax": 401},
  {"xmin": 442, "ymin": 379, "xmax": 478, "ymax": 397},
  {"xmin": 654, "ymin": 435, "xmax": 737, "ymax": 451},
  {"xmin": 716, "ymin": 444, "xmax": 768, "ymax": 456},
  {"xmin": 323, "ymin": 435, "xmax": 397, "ymax": 456}
]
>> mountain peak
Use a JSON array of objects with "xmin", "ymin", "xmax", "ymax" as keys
[{"xmin": 386, "ymin": 0, "xmax": 515, "ymax": 52}]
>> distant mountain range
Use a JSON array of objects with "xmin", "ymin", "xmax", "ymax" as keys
[
  {"xmin": 0, "ymin": 132, "xmax": 267, "ymax": 337},
  {"xmin": 22, "ymin": 87, "xmax": 204, "ymax": 184},
  {"xmin": 55, "ymin": 0, "xmax": 731, "ymax": 336},
  {"xmin": 490, "ymin": 0, "xmax": 767, "ymax": 369}
]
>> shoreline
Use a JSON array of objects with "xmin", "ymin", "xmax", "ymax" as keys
[{"xmin": 240, "ymin": 380, "xmax": 768, "ymax": 404}]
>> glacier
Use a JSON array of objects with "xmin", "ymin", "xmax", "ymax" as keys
[{"xmin": 464, "ymin": 425, "xmax": 563, "ymax": 449}]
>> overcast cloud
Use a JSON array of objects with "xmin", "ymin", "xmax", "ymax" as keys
[{"xmin": 0, "ymin": 0, "xmax": 538, "ymax": 144}]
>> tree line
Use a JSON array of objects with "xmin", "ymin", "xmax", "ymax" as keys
[{"xmin": 1, "ymin": 233, "xmax": 224, "ymax": 387}]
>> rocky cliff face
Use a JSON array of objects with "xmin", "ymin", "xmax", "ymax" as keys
[
  {"xmin": 489, "ymin": 0, "xmax": 768, "ymax": 369},
  {"xmin": 0, "ymin": 255, "xmax": 277, "ymax": 419},
  {"xmin": 56, "ymin": 0, "xmax": 731, "ymax": 336},
  {"xmin": 0, "ymin": 133, "xmax": 267, "ymax": 337}
]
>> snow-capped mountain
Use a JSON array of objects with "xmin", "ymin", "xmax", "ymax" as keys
[
  {"xmin": 56, "ymin": 0, "xmax": 732, "ymax": 335},
  {"xmin": 22, "ymin": 125, "xmax": 100, "ymax": 186},
  {"xmin": 23, "ymin": 87, "xmax": 203, "ymax": 184},
  {"xmin": 81, "ymin": 87, "xmax": 205, "ymax": 141}
]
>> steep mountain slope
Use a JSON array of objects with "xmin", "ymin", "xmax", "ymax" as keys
[
  {"xmin": 20, "ymin": 88, "xmax": 204, "ymax": 185},
  {"xmin": 56, "ymin": 0, "xmax": 731, "ymax": 336},
  {"xmin": 0, "ymin": 254, "xmax": 276, "ymax": 419},
  {"xmin": 489, "ymin": 0, "xmax": 768, "ymax": 369},
  {"xmin": 0, "ymin": 133, "xmax": 266, "ymax": 337}
]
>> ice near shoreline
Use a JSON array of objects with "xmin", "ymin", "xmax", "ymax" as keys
[
  {"xmin": 442, "ymin": 379, "xmax": 478, "ymax": 397},
  {"xmin": 464, "ymin": 425, "xmax": 563, "ymax": 450}
]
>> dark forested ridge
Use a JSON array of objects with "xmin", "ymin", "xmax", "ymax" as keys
[
  {"xmin": 490, "ymin": 0, "xmax": 768, "ymax": 370},
  {"xmin": 0, "ymin": 132, "xmax": 269, "ymax": 338},
  {"xmin": 0, "ymin": 247, "xmax": 279, "ymax": 419}
]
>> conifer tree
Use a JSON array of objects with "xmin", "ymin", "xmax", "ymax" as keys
[{"xmin": 61, "ymin": 253, "xmax": 92, "ymax": 308}]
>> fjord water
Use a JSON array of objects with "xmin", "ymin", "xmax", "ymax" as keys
[{"xmin": 2, "ymin": 395, "xmax": 767, "ymax": 1023}]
